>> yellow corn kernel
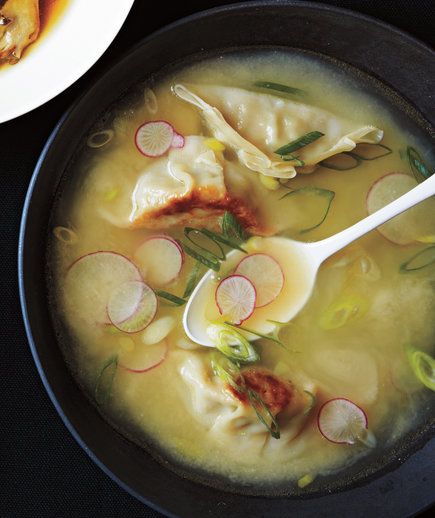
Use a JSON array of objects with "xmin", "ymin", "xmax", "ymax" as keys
[
  {"xmin": 204, "ymin": 138, "xmax": 225, "ymax": 151},
  {"xmin": 298, "ymin": 474, "xmax": 314, "ymax": 488},
  {"xmin": 260, "ymin": 174, "xmax": 280, "ymax": 190}
]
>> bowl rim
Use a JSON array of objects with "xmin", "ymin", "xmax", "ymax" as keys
[{"xmin": 18, "ymin": 1, "xmax": 435, "ymax": 515}]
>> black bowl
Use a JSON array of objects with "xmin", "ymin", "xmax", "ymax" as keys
[{"xmin": 19, "ymin": 1, "xmax": 435, "ymax": 516}]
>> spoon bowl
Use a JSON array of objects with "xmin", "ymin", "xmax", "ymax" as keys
[{"xmin": 184, "ymin": 173, "xmax": 435, "ymax": 347}]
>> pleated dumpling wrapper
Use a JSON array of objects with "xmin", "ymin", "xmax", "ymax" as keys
[
  {"xmin": 94, "ymin": 136, "xmax": 257, "ymax": 230},
  {"xmin": 173, "ymin": 84, "xmax": 383, "ymax": 178}
]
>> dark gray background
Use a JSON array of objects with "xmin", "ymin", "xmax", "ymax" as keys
[{"xmin": 1, "ymin": 1, "xmax": 434, "ymax": 517}]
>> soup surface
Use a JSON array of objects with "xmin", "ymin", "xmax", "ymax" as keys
[{"xmin": 50, "ymin": 51, "xmax": 435, "ymax": 491}]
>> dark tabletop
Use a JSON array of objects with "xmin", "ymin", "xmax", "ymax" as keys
[{"xmin": 1, "ymin": 1, "xmax": 434, "ymax": 517}]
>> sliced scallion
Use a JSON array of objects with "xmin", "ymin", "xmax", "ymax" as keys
[
  {"xmin": 346, "ymin": 143, "xmax": 392, "ymax": 161},
  {"xmin": 221, "ymin": 211, "xmax": 246, "ymax": 242},
  {"xmin": 200, "ymin": 228, "xmax": 247, "ymax": 253},
  {"xmin": 179, "ymin": 241, "xmax": 221, "ymax": 271},
  {"xmin": 181, "ymin": 214, "xmax": 248, "ymax": 272},
  {"xmin": 225, "ymin": 322, "xmax": 286, "ymax": 348},
  {"xmin": 214, "ymin": 326, "xmax": 259, "ymax": 364},
  {"xmin": 210, "ymin": 353, "xmax": 241, "ymax": 391},
  {"xmin": 303, "ymin": 390, "xmax": 317, "ymax": 415},
  {"xmin": 282, "ymin": 155, "xmax": 305, "ymax": 166},
  {"xmin": 247, "ymin": 388, "xmax": 280, "ymax": 439},
  {"xmin": 254, "ymin": 81, "xmax": 305, "ymax": 96},
  {"xmin": 275, "ymin": 131, "xmax": 324, "ymax": 156},
  {"xmin": 155, "ymin": 290, "xmax": 186, "ymax": 306},
  {"xmin": 183, "ymin": 260, "xmax": 202, "ymax": 298},
  {"xmin": 406, "ymin": 346, "xmax": 435, "ymax": 391},
  {"xmin": 399, "ymin": 246, "xmax": 435, "ymax": 272},
  {"xmin": 184, "ymin": 227, "xmax": 226, "ymax": 261},
  {"xmin": 280, "ymin": 187, "xmax": 335, "ymax": 233},
  {"xmin": 298, "ymin": 474, "xmax": 315, "ymax": 489},
  {"xmin": 407, "ymin": 146, "xmax": 433, "ymax": 182},
  {"xmin": 320, "ymin": 153, "xmax": 362, "ymax": 171},
  {"xmin": 95, "ymin": 355, "xmax": 118, "ymax": 405}
]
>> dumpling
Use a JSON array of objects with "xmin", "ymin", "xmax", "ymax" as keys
[
  {"xmin": 130, "ymin": 136, "xmax": 227, "ymax": 228},
  {"xmin": 178, "ymin": 352, "xmax": 315, "ymax": 458},
  {"xmin": 93, "ymin": 135, "xmax": 258, "ymax": 230},
  {"xmin": 173, "ymin": 84, "xmax": 383, "ymax": 178},
  {"xmin": 0, "ymin": 0, "xmax": 40, "ymax": 64}
]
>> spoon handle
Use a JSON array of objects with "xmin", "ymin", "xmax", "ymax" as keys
[{"xmin": 310, "ymin": 173, "xmax": 435, "ymax": 262}]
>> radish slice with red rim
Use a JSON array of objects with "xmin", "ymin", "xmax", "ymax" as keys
[
  {"xmin": 65, "ymin": 251, "xmax": 142, "ymax": 324},
  {"xmin": 120, "ymin": 340, "xmax": 167, "ymax": 373},
  {"xmin": 107, "ymin": 280, "xmax": 157, "ymax": 333},
  {"xmin": 134, "ymin": 235, "xmax": 184, "ymax": 286},
  {"xmin": 215, "ymin": 274, "xmax": 256, "ymax": 325},
  {"xmin": 171, "ymin": 132, "xmax": 185, "ymax": 149},
  {"xmin": 235, "ymin": 253, "xmax": 284, "ymax": 307},
  {"xmin": 135, "ymin": 121, "xmax": 184, "ymax": 157},
  {"xmin": 366, "ymin": 172, "xmax": 435, "ymax": 245},
  {"xmin": 317, "ymin": 398, "xmax": 370, "ymax": 445}
]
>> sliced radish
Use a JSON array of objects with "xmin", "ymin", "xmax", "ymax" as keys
[
  {"xmin": 120, "ymin": 340, "xmax": 168, "ymax": 373},
  {"xmin": 317, "ymin": 398, "xmax": 368, "ymax": 445},
  {"xmin": 235, "ymin": 253, "xmax": 284, "ymax": 307},
  {"xmin": 171, "ymin": 132, "xmax": 185, "ymax": 149},
  {"xmin": 135, "ymin": 120, "xmax": 184, "ymax": 157},
  {"xmin": 366, "ymin": 172, "xmax": 435, "ymax": 245},
  {"xmin": 65, "ymin": 252, "xmax": 142, "ymax": 324},
  {"xmin": 215, "ymin": 274, "xmax": 256, "ymax": 325},
  {"xmin": 107, "ymin": 280, "xmax": 157, "ymax": 333},
  {"xmin": 134, "ymin": 235, "xmax": 184, "ymax": 286}
]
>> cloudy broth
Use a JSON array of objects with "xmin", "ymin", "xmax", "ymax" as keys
[{"xmin": 49, "ymin": 50, "xmax": 435, "ymax": 491}]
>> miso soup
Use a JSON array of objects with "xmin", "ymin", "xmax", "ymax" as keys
[{"xmin": 49, "ymin": 50, "xmax": 435, "ymax": 492}]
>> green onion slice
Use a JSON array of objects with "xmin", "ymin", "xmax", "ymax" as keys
[
  {"xmin": 282, "ymin": 154, "xmax": 305, "ymax": 166},
  {"xmin": 183, "ymin": 260, "xmax": 202, "ymax": 298},
  {"xmin": 211, "ymin": 353, "xmax": 241, "ymax": 391},
  {"xmin": 399, "ymin": 246, "xmax": 435, "ymax": 272},
  {"xmin": 179, "ymin": 241, "xmax": 221, "ymax": 271},
  {"xmin": 155, "ymin": 290, "xmax": 186, "ymax": 306},
  {"xmin": 275, "ymin": 131, "xmax": 324, "ymax": 156},
  {"xmin": 303, "ymin": 390, "xmax": 317, "ymax": 415},
  {"xmin": 95, "ymin": 355, "xmax": 118, "ymax": 405},
  {"xmin": 347, "ymin": 143, "xmax": 392, "ymax": 161},
  {"xmin": 214, "ymin": 326, "xmax": 259, "ymax": 364},
  {"xmin": 407, "ymin": 146, "xmax": 433, "ymax": 182},
  {"xmin": 184, "ymin": 227, "xmax": 226, "ymax": 260},
  {"xmin": 280, "ymin": 187, "xmax": 335, "ymax": 233},
  {"xmin": 320, "ymin": 144, "xmax": 392, "ymax": 171},
  {"xmin": 225, "ymin": 322, "xmax": 286, "ymax": 348},
  {"xmin": 254, "ymin": 81, "xmax": 305, "ymax": 96},
  {"xmin": 247, "ymin": 388, "xmax": 280, "ymax": 439},
  {"xmin": 406, "ymin": 346, "xmax": 435, "ymax": 391},
  {"xmin": 221, "ymin": 211, "xmax": 246, "ymax": 242},
  {"xmin": 320, "ymin": 153, "xmax": 362, "ymax": 171},
  {"xmin": 200, "ymin": 228, "xmax": 246, "ymax": 253}
]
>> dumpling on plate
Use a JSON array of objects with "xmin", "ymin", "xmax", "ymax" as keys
[
  {"xmin": 0, "ymin": 0, "xmax": 40, "ymax": 64},
  {"xmin": 173, "ymin": 84, "xmax": 383, "ymax": 178}
]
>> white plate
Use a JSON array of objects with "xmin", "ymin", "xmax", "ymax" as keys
[{"xmin": 0, "ymin": 0, "xmax": 134, "ymax": 123}]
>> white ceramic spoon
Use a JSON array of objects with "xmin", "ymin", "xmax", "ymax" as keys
[{"xmin": 184, "ymin": 173, "xmax": 435, "ymax": 347}]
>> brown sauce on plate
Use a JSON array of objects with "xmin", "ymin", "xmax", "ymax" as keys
[{"xmin": 0, "ymin": 0, "xmax": 69, "ymax": 69}]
